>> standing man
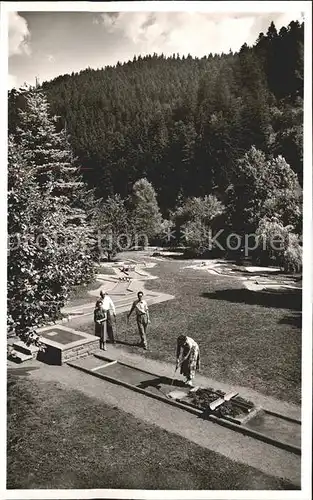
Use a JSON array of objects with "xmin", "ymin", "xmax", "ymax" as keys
[
  {"xmin": 94, "ymin": 299, "xmax": 107, "ymax": 350},
  {"xmin": 99, "ymin": 290, "xmax": 116, "ymax": 344},
  {"xmin": 127, "ymin": 291, "xmax": 150, "ymax": 350}
]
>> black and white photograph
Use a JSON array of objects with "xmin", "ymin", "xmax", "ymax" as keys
[{"xmin": 2, "ymin": 1, "xmax": 312, "ymax": 498}]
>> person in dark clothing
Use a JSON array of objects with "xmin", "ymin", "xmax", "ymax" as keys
[{"xmin": 94, "ymin": 299, "xmax": 107, "ymax": 350}]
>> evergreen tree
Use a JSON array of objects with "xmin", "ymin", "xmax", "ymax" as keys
[
  {"xmin": 8, "ymin": 91, "xmax": 98, "ymax": 335},
  {"xmin": 271, "ymin": 103, "xmax": 303, "ymax": 185},
  {"xmin": 97, "ymin": 194, "xmax": 130, "ymax": 261},
  {"xmin": 15, "ymin": 89, "xmax": 96, "ymax": 251},
  {"xmin": 16, "ymin": 89, "xmax": 84, "ymax": 203},
  {"xmin": 8, "ymin": 19, "xmax": 303, "ymax": 218},
  {"xmin": 130, "ymin": 178, "xmax": 162, "ymax": 243},
  {"xmin": 7, "ymin": 137, "xmax": 82, "ymax": 333}
]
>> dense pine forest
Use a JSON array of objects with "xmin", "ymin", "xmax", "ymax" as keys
[
  {"xmin": 8, "ymin": 20, "xmax": 303, "ymax": 334},
  {"xmin": 9, "ymin": 21, "xmax": 303, "ymax": 209}
]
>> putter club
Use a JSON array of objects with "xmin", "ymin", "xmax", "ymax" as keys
[
  {"xmin": 169, "ymin": 361, "xmax": 182, "ymax": 389},
  {"xmin": 157, "ymin": 384, "xmax": 171, "ymax": 399},
  {"xmin": 170, "ymin": 366, "xmax": 178, "ymax": 387},
  {"xmin": 157, "ymin": 366, "xmax": 180, "ymax": 400},
  {"xmin": 114, "ymin": 316, "xmax": 118, "ymax": 342}
]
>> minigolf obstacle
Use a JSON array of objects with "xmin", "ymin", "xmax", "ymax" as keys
[
  {"xmin": 67, "ymin": 353, "xmax": 301, "ymax": 456},
  {"xmin": 36, "ymin": 325, "xmax": 100, "ymax": 365}
]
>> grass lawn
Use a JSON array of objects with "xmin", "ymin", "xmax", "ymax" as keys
[
  {"xmin": 69, "ymin": 258, "xmax": 301, "ymax": 404},
  {"xmin": 96, "ymin": 265, "xmax": 117, "ymax": 276},
  {"xmin": 66, "ymin": 278, "xmax": 101, "ymax": 307},
  {"xmin": 65, "ymin": 266, "xmax": 117, "ymax": 308},
  {"xmin": 7, "ymin": 373, "xmax": 297, "ymax": 490}
]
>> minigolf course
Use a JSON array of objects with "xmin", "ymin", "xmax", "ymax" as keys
[
  {"xmin": 8, "ymin": 253, "xmax": 301, "ymax": 488},
  {"xmin": 67, "ymin": 350, "xmax": 301, "ymax": 456},
  {"xmin": 61, "ymin": 260, "xmax": 174, "ymax": 319},
  {"xmin": 182, "ymin": 260, "xmax": 302, "ymax": 292},
  {"xmin": 36, "ymin": 325, "xmax": 99, "ymax": 365}
]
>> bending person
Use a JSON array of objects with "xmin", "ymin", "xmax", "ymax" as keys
[{"xmin": 176, "ymin": 335, "xmax": 200, "ymax": 387}]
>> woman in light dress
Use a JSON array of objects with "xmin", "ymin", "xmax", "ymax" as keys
[{"xmin": 176, "ymin": 335, "xmax": 200, "ymax": 387}]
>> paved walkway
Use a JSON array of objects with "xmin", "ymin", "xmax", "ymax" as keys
[{"xmin": 6, "ymin": 333, "xmax": 300, "ymax": 421}]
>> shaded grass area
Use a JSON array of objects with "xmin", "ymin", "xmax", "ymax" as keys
[
  {"xmin": 69, "ymin": 259, "xmax": 301, "ymax": 404},
  {"xmin": 202, "ymin": 288, "xmax": 302, "ymax": 311},
  {"xmin": 7, "ymin": 374, "xmax": 297, "ymax": 490}
]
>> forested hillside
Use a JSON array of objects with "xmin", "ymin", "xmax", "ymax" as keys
[{"xmin": 9, "ymin": 20, "xmax": 303, "ymax": 214}]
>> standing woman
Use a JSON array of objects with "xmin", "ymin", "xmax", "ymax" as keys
[
  {"xmin": 176, "ymin": 335, "xmax": 200, "ymax": 387},
  {"xmin": 94, "ymin": 299, "xmax": 107, "ymax": 350}
]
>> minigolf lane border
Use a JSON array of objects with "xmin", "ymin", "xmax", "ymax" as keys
[{"xmin": 67, "ymin": 354, "xmax": 301, "ymax": 456}]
